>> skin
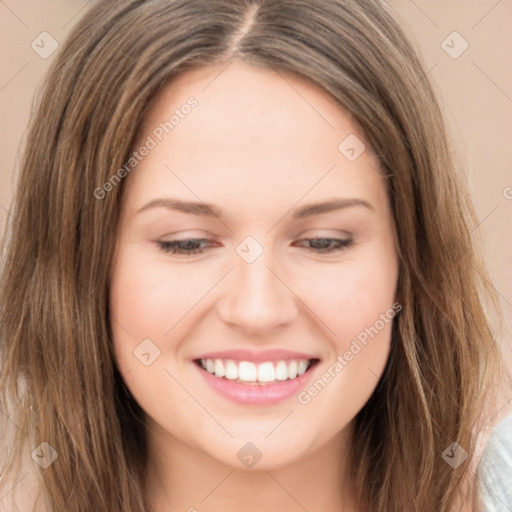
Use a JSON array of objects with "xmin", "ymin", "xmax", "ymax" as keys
[{"xmin": 109, "ymin": 60, "xmax": 399, "ymax": 512}]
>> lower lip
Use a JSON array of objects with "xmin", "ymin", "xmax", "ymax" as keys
[{"xmin": 194, "ymin": 361, "xmax": 318, "ymax": 405}]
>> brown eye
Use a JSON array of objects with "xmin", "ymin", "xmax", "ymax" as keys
[
  {"xmin": 157, "ymin": 238, "xmax": 216, "ymax": 255},
  {"xmin": 293, "ymin": 238, "xmax": 354, "ymax": 253}
]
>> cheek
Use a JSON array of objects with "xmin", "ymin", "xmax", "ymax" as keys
[
  {"xmin": 297, "ymin": 247, "xmax": 398, "ymax": 408},
  {"xmin": 108, "ymin": 250, "xmax": 201, "ymax": 423},
  {"xmin": 297, "ymin": 261, "xmax": 398, "ymax": 429},
  {"xmin": 110, "ymin": 249, "xmax": 203, "ymax": 341},
  {"xmin": 109, "ymin": 249, "xmax": 173, "ymax": 373},
  {"xmin": 304, "ymin": 254, "xmax": 398, "ymax": 345}
]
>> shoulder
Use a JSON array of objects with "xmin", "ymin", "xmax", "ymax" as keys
[
  {"xmin": 477, "ymin": 414, "xmax": 512, "ymax": 511},
  {"xmin": 0, "ymin": 460, "xmax": 47, "ymax": 512},
  {"xmin": 0, "ymin": 426, "xmax": 48, "ymax": 512}
]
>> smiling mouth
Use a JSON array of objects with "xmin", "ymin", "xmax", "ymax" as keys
[{"xmin": 194, "ymin": 358, "xmax": 320, "ymax": 385}]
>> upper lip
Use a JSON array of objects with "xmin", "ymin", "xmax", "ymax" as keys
[{"xmin": 193, "ymin": 349, "xmax": 320, "ymax": 363}]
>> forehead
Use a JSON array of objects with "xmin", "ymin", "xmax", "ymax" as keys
[
  {"xmin": 125, "ymin": 60, "xmax": 386, "ymax": 216},
  {"xmin": 139, "ymin": 60, "xmax": 364, "ymax": 151}
]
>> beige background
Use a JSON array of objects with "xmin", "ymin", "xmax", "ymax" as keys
[{"xmin": 1, "ymin": 1, "xmax": 511, "ymax": 418}]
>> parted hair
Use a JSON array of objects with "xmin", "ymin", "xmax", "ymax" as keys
[{"xmin": 0, "ymin": 0, "xmax": 502, "ymax": 511}]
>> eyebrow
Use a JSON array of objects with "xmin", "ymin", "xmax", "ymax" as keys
[
  {"xmin": 136, "ymin": 197, "xmax": 375, "ymax": 219},
  {"xmin": 293, "ymin": 198, "xmax": 374, "ymax": 218}
]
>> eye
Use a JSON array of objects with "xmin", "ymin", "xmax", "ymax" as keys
[
  {"xmin": 157, "ymin": 237, "xmax": 354, "ymax": 256},
  {"xmin": 293, "ymin": 237, "xmax": 354, "ymax": 253},
  {"xmin": 157, "ymin": 238, "xmax": 216, "ymax": 255}
]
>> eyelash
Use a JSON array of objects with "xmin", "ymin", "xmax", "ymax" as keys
[{"xmin": 157, "ymin": 237, "xmax": 354, "ymax": 255}]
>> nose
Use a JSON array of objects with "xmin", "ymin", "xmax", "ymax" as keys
[{"xmin": 216, "ymin": 246, "xmax": 298, "ymax": 336}]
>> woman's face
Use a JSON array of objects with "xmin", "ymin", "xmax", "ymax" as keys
[{"xmin": 110, "ymin": 61, "xmax": 399, "ymax": 470}]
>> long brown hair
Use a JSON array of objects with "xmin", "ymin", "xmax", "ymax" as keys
[{"xmin": 0, "ymin": 0, "xmax": 503, "ymax": 510}]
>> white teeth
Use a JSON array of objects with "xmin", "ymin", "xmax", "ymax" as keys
[
  {"xmin": 238, "ymin": 361, "xmax": 257, "ymax": 382},
  {"xmin": 214, "ymin": 359, "xmax": 225, "ymax": 378},
  {"xmin": 199, "ymin": 358, "xmax": 314, "ymax": 383},
  {"xmin": 257, "ymin": 362, "xmax": 275, "ymax": 382},
  {"xmin": 288, "ymin": 360, "xmax": 298, "ymax": 379},
  {"xmin": 224, "ymin": 360, "xmax": 238, "ymax": 380},
  {"xmin": 275, "ymin": 361, "xmax": 289, "ymax": 381},
  {"xmin": 297, "ymin": 360, "xmax": 308, "ymax": 375}
]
